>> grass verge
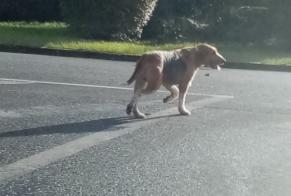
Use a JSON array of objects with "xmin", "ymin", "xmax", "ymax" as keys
[{"xmin": 1, "ymin": 22, "xmax": 291, "ymax": 65}]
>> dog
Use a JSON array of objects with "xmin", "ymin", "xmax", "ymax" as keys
[{"xmin": 126, "ymin": 43, "xmax": 226, "ymax": 118}]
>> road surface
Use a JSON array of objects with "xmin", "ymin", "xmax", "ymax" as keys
[{"xmin": 0, "ymin": 52, "xmax": 291, "ymax": 196}]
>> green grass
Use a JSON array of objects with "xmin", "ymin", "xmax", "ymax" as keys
[
  {"xmin": 0, "ymin": 22, "xmax": 73, "ymax": 47},
  {"xmin": 47, "ymin": 41, "xmax": 193, "ymax": 55},
  {"xmin": 1, "ymin": 22, "xmax": 291, "ymax": 65}
]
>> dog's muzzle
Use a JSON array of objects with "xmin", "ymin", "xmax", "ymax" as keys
[
  {"xmin": 212, "ymin": 56, "xmax": 226, "ymax": 71},
  {"xmin": 210, "ymin": 64, "xmax": 222, "ymax": 71}
]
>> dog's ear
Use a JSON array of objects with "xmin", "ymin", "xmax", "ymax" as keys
[
  {"xmin": 181, "ymin": 48, "xmax": 196, "ymax": 65},
  {"xmin": 195, "ymin": 45, "xmax": 209, "ymax": 64}
]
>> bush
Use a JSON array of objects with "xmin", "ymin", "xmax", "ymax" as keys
[
  {"xmin": 265, "ymin": 3, "xmax": 291, "ymax": 48},
  {"xmin": 143, "ymin": 0, "xmax": 272, "ymax": 43},
  {"xmin": 0, "ymin": 0, "xmax": 62, "ymax": 21},
  {"xmin": 142, "ymin": 0, "xmax": 208, "ymax": 41},
  {"xmin": 60, "ymin": 0, "xmax": 158, "ymax": 40},
  {"xmin": 206, "ymin": 6, "xmax": 271, "ymax": 43},
  {"xmin": 205, "ymin": 0, "xmax": 291, "ymax": 47},
  {"xmin": 143, "ymin": 17, "xmax": 207, "ymax": 42}
]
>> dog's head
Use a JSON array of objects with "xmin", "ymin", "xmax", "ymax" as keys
[{"xmin": 182, "ymin": 44, "xmax": 226, "ymax": 70}]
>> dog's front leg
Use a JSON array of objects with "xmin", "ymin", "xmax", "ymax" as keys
[
  {"xmin": 178, "ymin": 81, "xmax": 191, "ymax": 115},
  {"xmin": 178, "ymin": 69, "xmax": 198, "ymax": 115}
]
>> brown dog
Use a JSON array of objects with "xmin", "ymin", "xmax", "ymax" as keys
[{"xmin": 126, "ymin": 43, "xmax": 226, "ymax": 118}]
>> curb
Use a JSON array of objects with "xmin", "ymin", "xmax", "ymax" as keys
[
  {"xmin": 1, "ymin": 44, "xmax": 291, "ymax": 72},
  {"xmin": 0, "ymin": 45, "xmax": 140, "ymax": 62},
  {"xmin": 223, "ymin": 62, "xmax": 291, "ymax": 72}
]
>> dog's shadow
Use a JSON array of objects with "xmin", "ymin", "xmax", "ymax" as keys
[{"xmin": 0, "ymin": 113, "xmax": 180, "ymax": 138}]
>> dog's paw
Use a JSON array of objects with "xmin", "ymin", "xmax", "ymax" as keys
[
  {"xmin": 126, "ymin": 104, "xmax": 133, "ymax": 115},
  {"xmin": 163, "ymin": 96, "xmax": 177, "ymax": 103},
  {"xmin": 179, "ymin": 109, "xmax": 191, "ymax": 116},
  {"xmin": 134, "ymin": 112, "xmax": 146, "ymax": 119},
  {"xmin": 163, "ymin": 96, "xmax": 170, "ymax": 103},
  {"xmin": 132, "ymin": 108, "xmax": 146, "ymax": 119}
]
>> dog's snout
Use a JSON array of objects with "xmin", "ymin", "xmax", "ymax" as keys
[
  {"xmin": 218, "ymin": 53, "xmax": 226, "ymax": 64},
  {"xmin": 222, "ymin": 56, "xmax": 226, "ymax": 63}
]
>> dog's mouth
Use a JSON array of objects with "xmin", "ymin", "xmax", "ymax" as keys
[{"xmin": 211, "ymin": 64, "xmax": 222, "ymax": 71}]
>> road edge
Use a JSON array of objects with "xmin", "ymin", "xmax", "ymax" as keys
[{"xmin": 1, "ymin": 44, "xmax": 291, "ymax": 72}]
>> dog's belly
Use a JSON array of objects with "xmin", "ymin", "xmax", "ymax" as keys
[{"xmin": 163, "ymin": 59, "xmax": 187, "ymax": 85}]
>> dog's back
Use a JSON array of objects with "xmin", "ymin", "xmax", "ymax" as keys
[
  {"xmin": 162, "ymin": 51, "xmax": 187, "ymax": 85},
  {"xmin": 127, "ymin": 50, "xmax": 187, "ymax": 85}
]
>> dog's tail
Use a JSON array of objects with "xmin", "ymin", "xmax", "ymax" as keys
[{"xmin": 127, "ymin": 58, "xmax": 143, "ymax": 85}]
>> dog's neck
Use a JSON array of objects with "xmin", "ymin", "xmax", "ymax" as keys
[
  {"xmin": 180, "ymin": 49, "xmax": 202, "ymax": 71},
  {"xmin": 184, "ymin": 59, "xmax": 201, "ymax": 75}
]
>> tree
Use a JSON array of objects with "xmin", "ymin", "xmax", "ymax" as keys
[
  {"xmin": 143, "ymin": 0, "xmax": 275, "ymax": 43},
  {"xmin": 60, "ymin": 0, "xmax": 158, "ymax": 40},
  {"xmin": 142, "ymin": 0, "xmax": 208, "ymax": 41},
  {"xmin": 0, "ymin": 0, "xmax": 61, "ymax": 21}
]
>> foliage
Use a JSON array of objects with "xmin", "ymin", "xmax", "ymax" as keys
[
  {"xmin": 1, "ymin": 0, "xmax": 291, "ymax": 47},
  {"xmin": 0, "ymin": 0, "xmax": 62, "ymax": 21},
  {"xmin": 60, "ymin": 0, "xmax": 158, "ymax": 40},
  {"xmin": 143, "ymin": 0, "xmax": 291, "ymax": 48},
  {"xmin": 142, "ymin": 0, "xmax": 208, "ymax": 41}
]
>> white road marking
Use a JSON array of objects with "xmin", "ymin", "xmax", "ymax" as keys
[
  {"xmin": 0, "ymin": 80, "xmax": 34, "ymax": 85},
  {"xmin": 0, "ymin": 103, "xmax": 127, "ymax": 119},
  {"xmin": 0, "ymin": 110, "xmax": 22, "ymax": 118},
  {"xmin": 0, "ymin": 78, "xmax": 234, "ymax": 99},
  {"xmin": 0, "ymin": 96, "xmax": 231, "ymax": 184}
]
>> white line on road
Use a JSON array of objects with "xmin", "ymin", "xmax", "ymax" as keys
[
  {"xmin": 0, "ymin": 80, "xmax": 35, "ymax": 85},
  {"xmin": 0, "ymin": 78, "xmax": 234, "ymax": 99},
  {"xmin": 0, "ymin": 96, "xmax": 231, "ymax": 184}
]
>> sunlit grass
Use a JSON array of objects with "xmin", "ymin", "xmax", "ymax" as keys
[
  {"xmin": 0, "ymin": 21, "xmax": 72, "ymax": 47},
  {"xmin": 1, "ymin": 22, "xmax": 291, "ymax": 65},
  {"xmin": 261, "ymin": 57, "xmax": 291, "ymax": 65},
  {"xmin": 216, "ymin": 42, "xmax": 291, "ymax": 65},
  {"xmin": 47, "ymin": 41, "xmax": 194, "ymax": 55},
  {"xmin": 0, "ymin": 21, "xmax": 67, "ymax": 29}
]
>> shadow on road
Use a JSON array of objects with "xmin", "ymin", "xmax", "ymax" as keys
[{"xmin": 0, "ymin": 113, "xmax": 181, "ymax": 138}]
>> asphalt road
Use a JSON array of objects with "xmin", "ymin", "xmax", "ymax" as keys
[{"xmin": 0, "ymin": 52, "xmax": 291, "ymax": 196}]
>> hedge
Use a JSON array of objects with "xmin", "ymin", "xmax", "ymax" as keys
[{"xmin": 60, "ymin": 0, "xmax": 158, "ymax": 40}]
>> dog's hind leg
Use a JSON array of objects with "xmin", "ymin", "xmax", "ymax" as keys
[
  {"xmin": 127, "ymin": 91, "xmax": 146, "ymax": 119},
  {"xmin": 133, "ymin": 104, "xmax": 146, "ymax": 119},
  {"xmin": 126, "ymin": 79, "xmax": 147, "ymax": 118},
  {"xmin": 163, "ymin": 84, "xmax": 179, "ymax": 103}
]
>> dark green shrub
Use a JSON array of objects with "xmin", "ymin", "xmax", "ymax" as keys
[
  {"xmin": 265, "ymin": 2, "xmax": 291, "ymax": 48},
  {"xmin": 0, "ymin": 0, "xmax": 62, "ymax": 21},
  {"xmin": 142, "ymin": 0, "xmax": 274, "ymax": 43},
  {"xmin": 206, "ymin": 6, "xmax": 271, "ymax": 43},
  {"xmin": 142, "ymin": 0, "xmax": 207, "ymax": 41},
  {"xmin": 60, "ymin": 0, "xmax": 158, "ymax": 40}
]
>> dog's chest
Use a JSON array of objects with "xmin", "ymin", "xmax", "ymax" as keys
[{"xmin": 163, "ymin": 58, "xmax": 187, "ymax": 84}]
